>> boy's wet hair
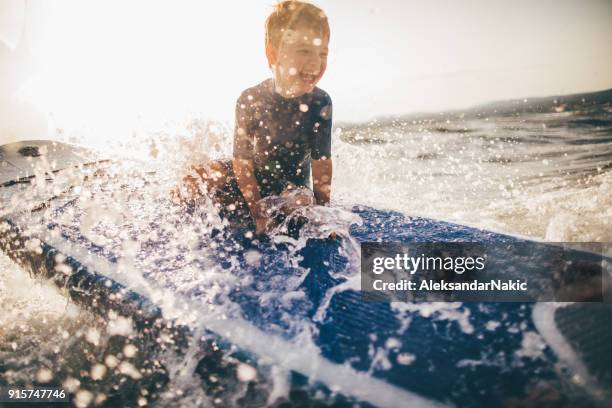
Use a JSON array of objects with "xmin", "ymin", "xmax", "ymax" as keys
[{"xmin": 265, "ymin": 1, "xmax": 330, "ymax": 50}]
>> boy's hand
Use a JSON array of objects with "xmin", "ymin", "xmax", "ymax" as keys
[
  {"xmin": 254, "ymin": 214, "xmax": 272, "ymax": 236},
  {"xmin": 170, "ymin": 188, "xmax": 182, "ymax": 204},
  {"xmin": 170, "ymin": 174, "xmax": 202, "ymax": 204},
  {"xmin": 250, "ymin": 199, "xmax": 270, "ymax": 236}
]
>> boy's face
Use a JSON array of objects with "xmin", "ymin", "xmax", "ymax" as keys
[{"xmin": 268, "ymin": 23, "xmax": 329, "ymax": 98}]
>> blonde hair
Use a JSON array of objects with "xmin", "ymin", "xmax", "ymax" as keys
[{"xmin": 265, "ymin": 1, "xmax": 330, "ymax": 50}]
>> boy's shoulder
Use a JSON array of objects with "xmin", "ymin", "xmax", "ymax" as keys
[
  {"xmin": 237, "ymin": 79, "xmax": 273, "ymax": 101},
  {"xmin": 237, "ymin": 79, "xmax": 331, "ymax": 105},
  {"xmin": 311, "ymin": 86, "xmax": 332, "ymax": 107},
  {"xmin": 236, "ymin": 80, "xmax": 332, "ymax": 123}
]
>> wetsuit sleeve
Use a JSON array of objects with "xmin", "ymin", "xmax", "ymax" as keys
[
  {"xmin": 311, "ymin": 93, "xmax": 332, "ymax": 160},
  {"xmin": 233, "ymin": 93, "xmax": 255, "ymax": 160}
]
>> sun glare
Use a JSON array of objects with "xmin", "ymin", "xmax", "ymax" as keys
[
  {"xmin": 5, "ymin": 0, "xmax": 612, "ymax": 147},
  {"xmin": 16, "ymin": 0, "xmax": 270, "ymax": 148}
]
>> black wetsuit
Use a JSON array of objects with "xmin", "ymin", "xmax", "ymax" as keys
[
  {"xmin": 233, "ymin": 78, "xmax": 333, "ymax": 197},
  {"xmin": 205, "ymin": 79, "xmax": 332, "ymax": 228}
]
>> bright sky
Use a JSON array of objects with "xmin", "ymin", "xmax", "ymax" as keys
[{"xmin": 1, "ymin": 0, "xmax": 611, "ymax": 134}]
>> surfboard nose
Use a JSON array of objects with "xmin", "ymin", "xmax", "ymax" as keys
[{"xmin": 17, "ymin": 145, "xmax": 40, "ymax": 157}]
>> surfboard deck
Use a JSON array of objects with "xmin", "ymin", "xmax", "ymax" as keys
[
  {"xmin": 1, "ymin": 140, "xmax": 610, "ymax": 407},
  {"xmin": 0, "ymin": 139, "xmax": 97, "ymax": 185}
]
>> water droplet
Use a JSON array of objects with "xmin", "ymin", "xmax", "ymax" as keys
[
  {"xmin": 63, "ymin": 377, "xmax": 80, "ymax": 392},
  {"xmin": 119, "ymin": 361, "xmax": 142, "ymax": 380},
  {"xmin": 36, "ymin": 368, "xmax": 53, "ymax": 383},
  {"xmin": 75, "ymin": 390, "xmax": 93, "ymax": 408},
  {"xmin": 85, "ymin": 328, "xmax": 101, "ymax": 346},
  {"xmin": 91, "ymin": 364, "xmax": 107, "ymax": 380},
  {"xmin": 123, "ymin": 344, "xmax": 138, "ymax": 358},
  {"xmin": 397, "ymin": 353, "xmax": 416, "ymax": 365},
  {"xmin": 104, "ymin": 355, "xmax": 119, "ymax": 368},
  {"xmin": 236, "ymin": 363, "xmax": 257, "ymax": 382}
]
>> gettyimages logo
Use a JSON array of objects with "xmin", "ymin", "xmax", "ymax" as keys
[{"xmin": 361, "ymin": 242, "xmax": 608, "ymax": 302}]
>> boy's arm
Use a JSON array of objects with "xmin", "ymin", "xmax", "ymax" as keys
[
  {"xmin": 312, "ymin": 158, "xmax": 332, "ymax": 205},
  {"xmin": 232, "ymin": 158, "xmax": 262, "ymax": 215},
  {"xmin": 311, "ymin": 93, "xmax": 333, "ymax": 206},
  {"xmin": 232, "ymin": 94, "xmax": 270, "ymax": 233},
  {"xmin": 233, "ymin": 158, "xmax": 271, "ymax": 235}
]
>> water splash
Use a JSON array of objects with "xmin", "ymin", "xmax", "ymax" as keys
[{"xmin": 1, "ymin": 96, "xmax": 610, "ymax": 405}]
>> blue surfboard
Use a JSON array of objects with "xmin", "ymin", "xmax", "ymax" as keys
[{"xmin": 1, "ymin": 140, "xmax": 610, "ymax": 407}]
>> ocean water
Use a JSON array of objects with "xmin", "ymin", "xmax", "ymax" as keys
[
  {"xmin": 334, "ymin": 89, "xmax": 612, "ymax": 242},
  {"xmin": 0, "ymin": 89, "xmax": 610, "ymax": 406}
]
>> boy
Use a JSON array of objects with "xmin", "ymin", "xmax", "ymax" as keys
[{"xmin": 180, "ymin": 1, "xmax": 333, "ymax": 236}]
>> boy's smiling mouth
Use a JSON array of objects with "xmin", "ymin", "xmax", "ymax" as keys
[{"xmin": 300, "ymin": 73, "xmax": 317, "ymax": 84}]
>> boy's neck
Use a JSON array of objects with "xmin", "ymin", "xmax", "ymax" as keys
[{"xmin": 270, "ymin": 77, "xmax": 309, "ymax": 99}]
